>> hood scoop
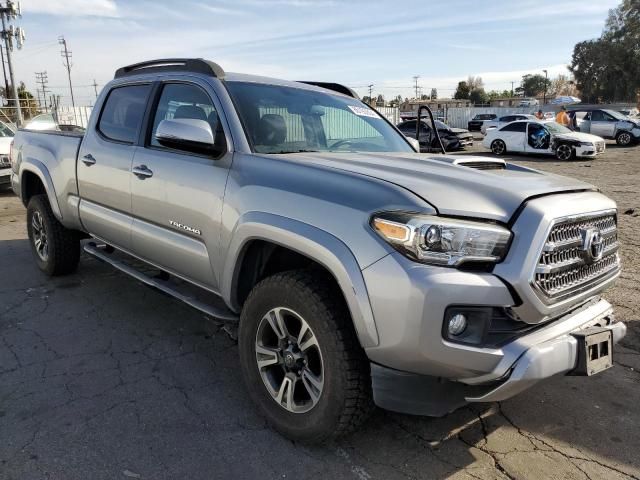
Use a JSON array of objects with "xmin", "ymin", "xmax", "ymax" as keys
[
  {"xmin": 426, "ymin": 155, "xmax": 507, "ymax": 170},
  {"xmin": 454, "ymin": 158, "xmax": 506, "ymax": 170}
]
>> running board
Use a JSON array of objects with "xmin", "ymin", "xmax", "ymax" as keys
[{"xmin": 83, "ymin": 243, "xmax": 239, "ymax": 322}]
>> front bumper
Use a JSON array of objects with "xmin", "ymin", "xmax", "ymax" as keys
[
  {"xmin": 370, "ymin": 298, "xmax": 625, "ymax": 415},
  {"xmin": 0, "ymin": 168, "xmax": 11, "ymax": 186}
]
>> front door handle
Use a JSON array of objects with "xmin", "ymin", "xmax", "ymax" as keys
[
  {"xmin": 132, "ymin": 165, "xmax": 153, "ymax": 179},
  {"xmin": 81, "ymin": 153, "xmax": 96, "ymax": 166}
]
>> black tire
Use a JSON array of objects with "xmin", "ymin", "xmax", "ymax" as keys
[
  {"xmin": 26, "ymin": 194, "xmax": 80, "ymax": 276},
  {"xmin": 555, "ymin": 143, "xmax": 575, "ymax": 161},
  {"xmin": 616, "ymin": 130, "xmax": 633, "ymax": 146},
  {"xmin": 238, "ymin": 270, "xmax": 374, "ymax": 442},
  {"xmin": 491, "ymin": 139, "xmax": 507, "ymax": 155}
]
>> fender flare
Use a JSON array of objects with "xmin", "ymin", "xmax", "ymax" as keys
[
  {"xmin": 19, "ymin": 159, "xmax": 63, "ymax": 220},
  {"xmin": 221, "ymin": 212, "xmax": 380, "ymax": 348}
]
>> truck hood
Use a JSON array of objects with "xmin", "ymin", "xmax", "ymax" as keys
[{"xmin": 274, "ymin": 152, "xmax": 595, "ymax": 222}]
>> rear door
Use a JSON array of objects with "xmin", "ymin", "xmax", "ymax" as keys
[
  {"xmin": 77, "ymin": 83, "xmax": 152, "ymax": 250},
  {"xmin": 130, "ymin": 80, "xmax": 231, "ymax": 291},
  {"xmin": 525, "ymin": 122, "xmax": 551, "ymax": 153},
  {"xmin": 498, "ymin": 122, "xmax": 526, "ymax": 151}
]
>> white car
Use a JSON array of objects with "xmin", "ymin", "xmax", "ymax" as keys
[
  {"xmin": 481, "ymin": 114, "xmax": 536, "ymax": 134},
  {"xmin": 0, "ymin": 120, "xmax": 15, "ymax": 189},
  {"xmin": 482, "ymin": 120, "xmax": 606, "ymax": 161}
]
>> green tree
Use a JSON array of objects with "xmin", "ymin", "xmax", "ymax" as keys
[
  {"xmin": 520, "ymin": 74, "xmax": 551, "ymax": 97},
  {"xmin": 430, "ymin": 88, "xmax": 438, "ymax": 100},
  {"xmin": 453, "ymin": 81, "xmax": 470, "ymax": 99},
  {"xmin": 569, "ymin": 0, "xmax": 639, "ymax": 102},
  {"xmin": 469, "ymin": 88, "xmax": 489, "ymax": 105}
]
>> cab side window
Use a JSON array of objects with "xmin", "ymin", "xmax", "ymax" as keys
[
  {"xmin": 98, "ymin": 84, "xmax": 151, "ymax": 143},
  {"xmin": 149, "ymin": 83, "xmax": 224, "ymax": 150}
]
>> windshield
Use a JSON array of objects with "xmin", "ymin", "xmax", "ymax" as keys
[
  {"xmin": 226, "ymin": 82, "xmax": 413, "ymax": 154},
  {"xmin": 544, "ymin": 122, "xmax": 572, "ymax": 134},
  {"xmin": 0, "ymin": 121, "xmax": 14, "ymax": 137},
  {"xmin": 603, "ymin": 109, "xmax": 628, "ymax": 120}
]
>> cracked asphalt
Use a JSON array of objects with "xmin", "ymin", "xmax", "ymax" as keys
[{"xmin": 1, "ymin": 141, "xmax": 639, "ymax": 480}]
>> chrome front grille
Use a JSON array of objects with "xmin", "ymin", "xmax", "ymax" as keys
[
  {"xmin": 533, "ymin": 212, "xmax": 620, "ymax": 300},
  {"xmin": 0, "ymin": 155, "xmax": 9, "ymax": 168}
]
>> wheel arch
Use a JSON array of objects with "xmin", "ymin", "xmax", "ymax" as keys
[
  {"xmin": 221, "ymin": 212, "xmax": 380, "ymax": 348},
  {"xmin": 20, "ymin": 161, "xmax": 63, "ymax": 220}
]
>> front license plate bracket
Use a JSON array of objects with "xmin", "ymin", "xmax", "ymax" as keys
[{"xmin": 570, "ymin": 327, "xmax": 613, "ymax": 376}]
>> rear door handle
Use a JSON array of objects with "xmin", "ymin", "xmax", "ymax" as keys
[
  {"xmin": 81, "ymin": 153, "xmax": 96, "ymax": 166},
  {"xmin": 132, "ymin": 165, "xmax": 153, "ymax": 179}
]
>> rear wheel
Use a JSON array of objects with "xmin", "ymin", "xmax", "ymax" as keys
[
  {"xmin": 491, "ymin": 139, "xmax": 506, "ymax": 155},
  {"xmin": 616, "ymin": 131, "xmax": 633, "ymax": 146},
  {"xmin": 555, "ymin": 143, "xmax": 575, "ymax": 161},
  {"xmin": 26, "ymin": 195, "xmax": 80, "ymax": 276},
  {"xmin": 238, "ymin": 270, "xmax": 373, "ymax": 442}
]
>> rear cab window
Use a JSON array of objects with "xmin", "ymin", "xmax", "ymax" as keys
[{"xmin": 98, "ymin": 84, "xmax": 151, "ymax": 143}]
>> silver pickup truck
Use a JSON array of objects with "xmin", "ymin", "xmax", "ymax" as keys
[{"xmin": 10, "ymin": 58, "xmax": 625, "ymax": 442}]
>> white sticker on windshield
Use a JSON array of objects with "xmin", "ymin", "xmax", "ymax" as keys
[{"xmin": 348, "ymin": 105, "xmax": 379, "ymax": 118}]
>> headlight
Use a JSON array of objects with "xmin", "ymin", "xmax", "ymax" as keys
[
  {"xmin": 580, "ymin": 142, "xmax": 594, "ymax": 147},
  {"xmin": 372, "ymin": 213, "xmax": 511, "ymax": 266}
]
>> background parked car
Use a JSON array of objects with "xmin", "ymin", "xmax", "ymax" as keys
[
  {"xmin": 481, "ymin": 114, "xmax": 536, "ymax": 134},
  {"xmin": 397, "ymin": 119, "xmax": 473, "ymax": 152},
  {"xmin": 518, "ymin": 98, "xmax": 539, "ymax": 107},
  {"xmin": 482, "ymin": 120, "xmax": 605, "ymax": 160},
  {"xmin": 467, "ymin": 113, "xmax": 497, "ymax": 131},
  {"xmin": 569, "ymin": 108, "xmax": 640, "ymax": 146},
  {"xmin": 0, "ymin": 120, "xmax": 15, "ymax": 190}
]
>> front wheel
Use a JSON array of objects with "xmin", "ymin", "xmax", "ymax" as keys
[
  {"xmin": 491, "ymin": 139, "xmax": 507, "ymax": 155},
  {"xmin": 555, "ymin": 143, "xmax": 575, "ymax": 161},
  {"xmin": 238, "ymin": 270, "xmax": 373, "ymax": 442},
  {"xmin": 616, "ymin": 131, "xmax": 633, "ymax": 146}
]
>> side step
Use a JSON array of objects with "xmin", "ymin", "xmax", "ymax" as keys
[{"xmin": 83, "ymin": 243, "xmax": 239, "ymax": 322}]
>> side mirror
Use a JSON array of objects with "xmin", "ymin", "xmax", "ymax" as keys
[
  {"xmin": 406, "ymin": 136, "xmax": 420, "ymax": 152},
  {"xmin": 155, "ymin": 118, "xmax": 223, "ymax": 156}
]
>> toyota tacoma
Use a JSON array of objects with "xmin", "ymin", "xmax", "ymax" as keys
[{"xmin": 10, "ymin": 58, "xmax": 625, "ymax": 442}]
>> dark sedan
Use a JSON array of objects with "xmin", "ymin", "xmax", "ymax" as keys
[
  {"xmin": 468, "ymin": 113, "xmax": 497, "ymax": 132},
  {"xmin": 397, "ymin": 119, "xmax": 474, "ymax": 152}
]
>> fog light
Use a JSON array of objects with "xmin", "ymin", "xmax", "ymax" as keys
[{"xmin": 448, "ymin": 313, "xmax": 467, "ymax": 336}]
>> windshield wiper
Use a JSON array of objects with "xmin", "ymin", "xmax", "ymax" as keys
[{"xmin": 266, "ymin": 149, "xmax": 320, "ymax": 154}]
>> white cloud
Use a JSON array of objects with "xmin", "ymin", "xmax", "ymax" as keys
[{"xmin": 22, "ymin": 0, "xmax": 119, "ymax": 17}]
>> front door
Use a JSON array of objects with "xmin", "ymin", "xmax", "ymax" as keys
[
  {"xmin": 525, "ymin": 122, "xmax": 551, "ymax": 153},
  {"xmin": 77, "ymin": 83, "xmax": 152, "ymax": 250},
  {"xmin": 130, "ymin": 81, "xmax": 231, "ymax": 291}
]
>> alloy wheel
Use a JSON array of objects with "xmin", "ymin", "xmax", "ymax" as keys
[
  {"xmin": 492, "ymin": 140, "xmax": 505, "ymax": 155},
  {"xmin": 31, "ymin": 211, "xmax": 49, "ymax": 261},
  {"xmin": 556, "ymin": 144, "xmax": 572, "ymax": 160},
  {"xmin": 618, "ymin": 132, "xmax": 631, "ymax": 146},
  {"xmin": 255, "ymin": 307, "xmax": 324, "ymax": 413}
]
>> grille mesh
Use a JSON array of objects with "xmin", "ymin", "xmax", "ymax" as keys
[{"xmin": 534, "ymin": 213, "xmax": 619, "ymax": 299}]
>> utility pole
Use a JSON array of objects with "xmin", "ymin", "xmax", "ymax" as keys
[
  {"xmin": 92, "ymin": 79, "xmax": 99, "ymax": 100},
  {"xmin": 0, "ymin": 44, "xmax": 8, "ymax": 101},
  {"xmin": 59, "ymin": 35, "xmax": 77, "ymax": 123},
  {"xmin": 542, "ymin": 69, "xmax": 548, "ymax": 105},
  {"xmin": 367, "ymin": 84, "xmax": 373, "ymax": 104},
  {"xmin": 413, "ymin": 75, "xmax": 420, "ymax": 100},
  {"xmin": 0, "ymin": 1, "xmax": 25, "ymax": 126},
  {"xmin": 510, "ymin": 81, "xmax": 515, "ymax": 97},
  {"xmin": 35, "ymin": 71, "xmax": 48, "ymax": 111}
]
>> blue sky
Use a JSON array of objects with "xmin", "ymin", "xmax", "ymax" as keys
[{"xmin": 14, "ymin": 0, "xmax": 619, "ymax": 105}]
